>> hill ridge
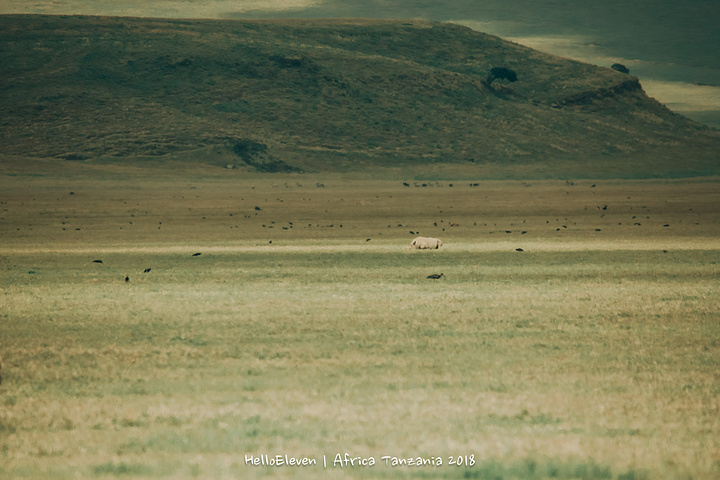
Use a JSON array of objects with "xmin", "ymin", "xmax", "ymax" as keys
[{"xmin": 1, "ymin": 14, "xmax": 718, "ymax": 178}]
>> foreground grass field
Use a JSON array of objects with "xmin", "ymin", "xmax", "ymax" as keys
[{"xmin": 1, "ymin": 171, "xmax": 719, "ymax": 479}]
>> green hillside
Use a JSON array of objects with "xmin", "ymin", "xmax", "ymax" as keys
[{"xmin": 1, "ymin": 14, "xmax": 718, "ymax": 178}]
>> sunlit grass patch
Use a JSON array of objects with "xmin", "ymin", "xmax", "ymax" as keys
[{"xmin": 92, "ymin": 461, "xmax": 153, "ymax": 476}]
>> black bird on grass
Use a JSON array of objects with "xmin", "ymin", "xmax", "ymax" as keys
[
  {"xmin": 93, "ymin": 259, "xmax": 103, "ymax": 264},
  {"xmin": 125, "ymin": 276, "xmax": 129, "ymax": 283},
  {"xmin": 427, "ymin": 273, "xmax": 444, "ymax": 279},
  {"xmin": 192, "ymin": 252, "xmax": 202, "ymax": 256},
  {"xmin": 143, "ymin": 268, "xmax": 151, "ymax": 273}
]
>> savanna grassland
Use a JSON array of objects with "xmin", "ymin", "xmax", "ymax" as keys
[
  {"xmin": 1, "ymin": 165, "xmax": 719, "ymax": 479},
  {"xmin": 2, "ymin": 13, "xmax": 719, "ymax": 480}
]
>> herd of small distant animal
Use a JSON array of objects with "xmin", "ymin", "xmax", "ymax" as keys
[
  {"xmin": 1, "ymin": 236, "xmax": 525, "ymax": 386},
  {"xmin": 93, "ymin": 253, "xmax": 202, "ymax": 283},
  {"xmin": 89, "ymin": 241, "xmax": 530, "ymax": 283},
  {"xmin": 0, "ymin": 239, "xmax": 530, "ymax": 384}
]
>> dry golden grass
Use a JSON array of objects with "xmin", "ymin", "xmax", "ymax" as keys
[{"xmin": 1, "ymin": 168, "xmax": 719, "ymax": 479}]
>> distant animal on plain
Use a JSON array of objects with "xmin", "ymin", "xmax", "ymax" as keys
[
  {"xmin": 143, "ymin": 268, "xmax": 151, "ymax": 273},
  {"xmin": 125, "ymin": 276, "xmax": 129, "ymax": 283},
  {"xmin": 427, "ymin": 273, "xmax": 444, "ymax": 279},
  {"xmin": 192, "ymin": 252, "xmax": 202, "ymax": 256},
  {"xmin": 93, "ymin": 259, "xmax": 103, "ymax": 264},
  {"xmin": 407, "ymin": 236, "xmax": 442, "ymax": 250}
]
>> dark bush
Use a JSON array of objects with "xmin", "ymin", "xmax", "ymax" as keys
[
  {"xmin": 484, "ymin": 67, "xmax": 518, "ymax": 87},
  {"xmin": 491, "ymin": 67, "xmax": 518, "ymax": 82},
  {"xmin": 611, "ymin": 63, "xmax": 630, "ymax": 74}
]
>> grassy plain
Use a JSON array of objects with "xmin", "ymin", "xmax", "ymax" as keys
[{"xmin": 1, "ymin": 167, "xmax": 719, "ymax": 479}]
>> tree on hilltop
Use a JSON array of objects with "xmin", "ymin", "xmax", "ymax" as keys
[{"xmin": 611, "ymin": 63, "xmax": 630, "ymax": 74}]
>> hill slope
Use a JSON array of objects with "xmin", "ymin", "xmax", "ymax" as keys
[{"xmin": 1, "ymin": 15, "xmax": 718, "ymax": 178}]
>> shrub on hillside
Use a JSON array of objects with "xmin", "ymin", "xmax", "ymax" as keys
[
  {"xmin": 611, "ymin": 63, "xmax": 630, "ymax": 74},
  {"xmin": 484, "ymin": 67, "xmax": 518, "ymax": 87}
]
